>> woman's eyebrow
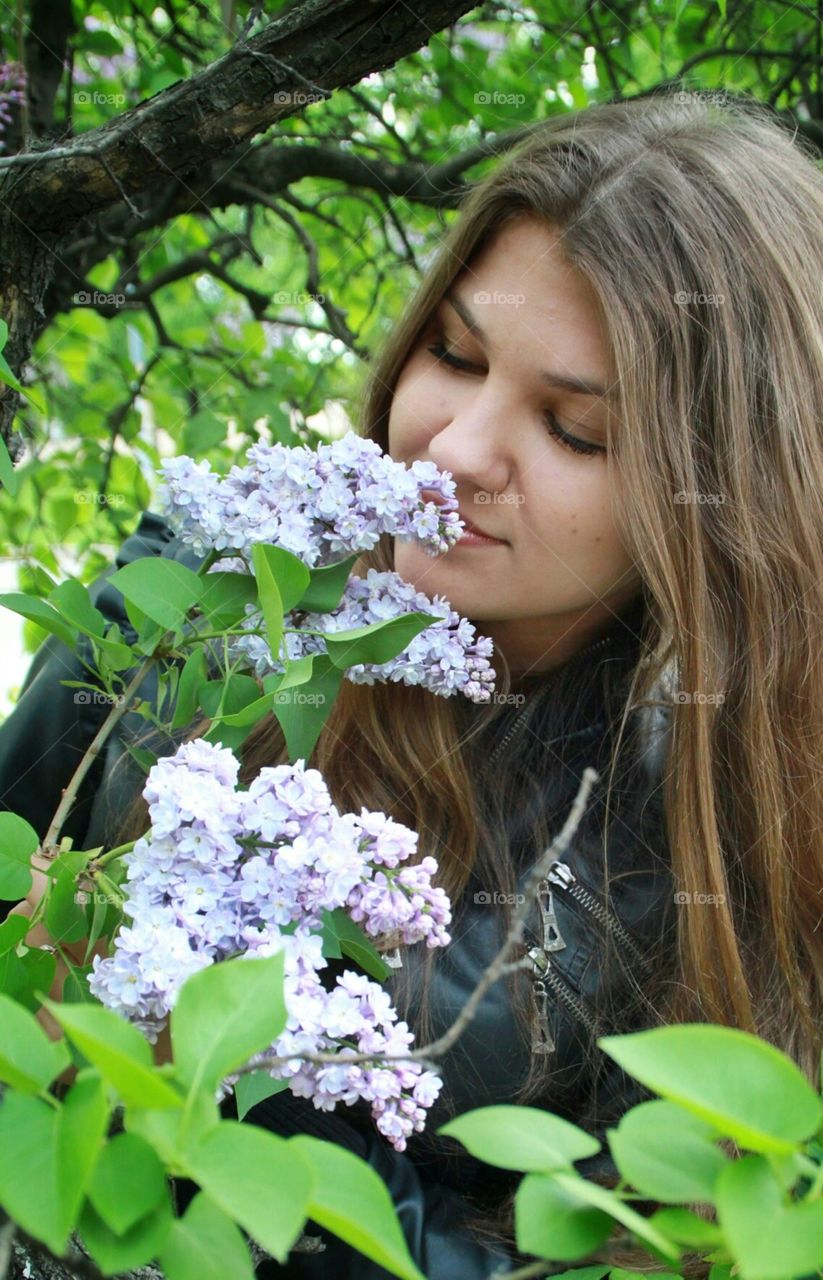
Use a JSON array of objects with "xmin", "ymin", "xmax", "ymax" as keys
[{"xmin": 442, "ymin": 287, "xmax": 609, "ymax": 400}]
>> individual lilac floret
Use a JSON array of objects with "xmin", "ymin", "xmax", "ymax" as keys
[
  {"xmin": 87, "ymin": 741, "xmax": 452, "ymax": 1150},
  {"xmin": 155, "ymin": 432, "xmax": 463, "ymax": 564},
  {"xmin": 228, "ymin": 568, "xmax": 497, "ymax": 704}
]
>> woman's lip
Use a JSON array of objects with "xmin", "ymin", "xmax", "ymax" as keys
[{"xmin": 458, "ymin": 512, "xmax": 507, "ymax": 542}]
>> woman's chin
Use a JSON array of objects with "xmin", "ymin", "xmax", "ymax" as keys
[{"xmin": 393, "ymin": 542, "xmax": 461, "ymax": 598}]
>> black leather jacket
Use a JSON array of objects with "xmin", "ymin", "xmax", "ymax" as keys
[{"xmin": 0, "ymin": 513, "xmax": 676, "ymax": 1279}]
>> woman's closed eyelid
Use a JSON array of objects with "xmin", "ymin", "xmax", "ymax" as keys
[{"xmin": 424, "ymin": 335, "xmax": 607, "ymax": 457}]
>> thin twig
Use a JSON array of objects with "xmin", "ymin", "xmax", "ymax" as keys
[
  {"xmin": 230, "ymin": 768, "xmax": 600, "ymax": 1078},
  {"xmin": 40, "ymin": 655, "xmax": 156, "ymax": 856}
]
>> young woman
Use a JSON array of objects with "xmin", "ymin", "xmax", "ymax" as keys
[{"xmin": 2, "ymin": 90, "xmax": 822, "ymax": 1279}]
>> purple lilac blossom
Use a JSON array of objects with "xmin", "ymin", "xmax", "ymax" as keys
[
  {"xmin": 88, "ymin": 739, "xmax": 450, "ymax": 1151},
  {"xmin": 227, "ymin": 567, "xmax": 496, "ymax": 704},
  {"xmin": 155, "ymin": 432, "xmax": 463, "ymax": 564},
  {"xmin": 0, "ymin": 63, "xmax": 26, "ymax": 153}
]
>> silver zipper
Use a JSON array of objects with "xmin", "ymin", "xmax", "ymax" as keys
[
  {"xmin": 547, "ymin": 859, "xmax": 652, "ymax": 972},
  {"xmin": 488, "ymin": 702, "xmax": 531, "ymax": 765},
  {"xmin": 528, "ymin": 945, "xmax": 599, "ymax": 1038},
  {"xmin": 536, "ymin": 878, "xmax": 566, "ymax": 952}
]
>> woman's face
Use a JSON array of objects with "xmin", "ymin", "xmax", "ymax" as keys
[{"xmin": 387, "ymin": 215, "xmax": 642, "ymax": 676}]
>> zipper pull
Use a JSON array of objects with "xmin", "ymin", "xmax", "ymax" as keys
[
  {"xmin": 530, "ymin": 977, "xmax": 555, "ymax": 1054},
  {"xmin": 537, "ymin": 879, "xmax": 566, "ymax": 952},
  {"xmin": 547, "ymin": 859, "xmax": 576, "ymax": 888}
]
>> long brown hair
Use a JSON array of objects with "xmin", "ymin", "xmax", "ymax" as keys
[{"xmin": 113, "ymin": 89, "xmax": 823, "ymax": 1271}]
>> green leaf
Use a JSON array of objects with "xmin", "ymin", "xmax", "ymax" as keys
[
  {"xmin": 45, "ymin": 849, "xmax": 92, "ymax": 946},
  {"xmin": 181, "ymin": 409, "xmax": 226, "ymax": 455},
  {"xmin": 0, "ymin": 591, "xmax": 78, "ymax": 649},
  {"xmin": 56, "ymin": 1071, "xmax": 111, "ymax": 1239},
  {"xmin": 78, "ymin": 1196, "xmax": 173, "ymax": 1276},
  {"xmin": 0, "ymin": 912, "xmax": 29, "ymax": 953},
  {"xmin": 0, "ymin": 344, "xmax": 25, "ymax": 395},
  {"xmin": 438, "ymin": 1104, "xmax": 601, "ymax": 1171},
  {"xmin": 599, "ymin": 1024, "xmax": 823, "ymax": 1154},
  {"xmin": 0, "ymin": 943, "xmax": 56, "ymax": 1012},
  {"xmin": 158, "ymin": 1191, "xmax": 255, "ymax": 1280},
  {"xmin": 88, "ymin": 1132, "xmax": 169, "ymax": 1234},
  {"xmin": 532, "ymin": 1269, "xmax": 610, "ymax": 1280},
  {"xmin": 171, "ymin": 951, "xmax": 288, "ymax": 1095},
  {"xmin": 233, "ymin": 1069, "xmax": 290, "ymax": 1120},
  {"xmin": 715, "ymin": 1153, "xmax": 823, "ymax": 1279},
  {"xmin": 0, "ymin": 809, "xmax": 39, "ymax": 897},
  {"xmin": 548, "ymin": 1170, "xmax": 681, "ymax": 1261},
  {"xmin": 126, "ymin": 1088, "xmax": 221, "ymax": 1166},
  {"xmin": 296, "ymin": 554, "xmax": 359, "ymax": 613},
  {"xmin": 107, "ymin": 558, "xmax": 202, "ymax": 632},
  {"xmin": 197, "ymin": 570, "xmax": 257, "ymax": 629},
  {"xmin": 648, "ymin": 1207, "xmax": 724, "ymax": 1249},
  {"xmin": 289, "ymin": 1134, "xmax": 427, "ymax": 1280},
  {"xmin": 182, "ymin": 1120, "xmax": 314, "ymax": 1263},
  {"xmin": 0, "ymin": 992, "xmax": 71, "ymax": 1092},
  {"xmin": 171, "ymin": 644, "xmax": 207, "ymax": 729},
  {"xmin": 0, "ymin": 434, "xmax": 19, "ymax": 497},
  {"xmin": 323, "ymin": 611, "xmax": 439, "ymax": 670},
  {"xmin": 534, "ymin": 1270, "xmax": 610, "ymax": 1280},
  {"xmin": 199, "ymin": 673, "xmax": 261, "ymax": 721},
  {"xmin": 200, "ymin": 673, "xmax": 264, "ymax": 750},
  {"xmin": 514, "ymin": 1171, "xmax": 615, "ymax": 1261},
  {"xmin": 273, "ymin": 652, "xmax": 343, "ymax": 763},
  {"xmin": 327, "ymin": 908, "xmax": 391, "ymax": 981},
  {"xmin": 42, "ymin": 998, "xmax": 184, "ymax": 1109},
  {"xmin": 0, "ymin": 1092, "xmax": 67, "ymax": 1254},
  {"xmin": 609, "ymin": 1099, "xmax": 729, "ymax": 1202},
  {"xmin": 250, "ymin": 545, "xmax": 283, "ymax": 662},
  {"xmin": 63, "ymin": 961, "xmax": 98, "ymax": 1003},
  {"xmin": 610, "ymin": 1272, "xmax": 681, "ymax": 1280},
  {"xmin": 48, "ymin": 578, "xmax": 106, "ymax": 637}
]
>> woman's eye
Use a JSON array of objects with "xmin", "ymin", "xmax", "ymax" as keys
[
  {"xmin": 543, "ymin": 411, "xmax": 606, "ymax": 458},
  {"xmin": 426, "ymin": 340, "xmax": 606, "ymax": 459},
  {"xmin": 426, "ymin": 341, "xmax": 476, "ymax": 372}
]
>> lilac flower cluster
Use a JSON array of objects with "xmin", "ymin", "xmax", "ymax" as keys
[
  {"xmin": 229, "ymin": 567, "xmax": 496, "ymax": 703},
  {"xmin": 0, "ymin": 63, "xmax": 25, "ymax": 154},
  {"xmin": 156, "ymin": 432, "xmax": 463, "ymax": 565},
  {"xmin": 88, "ymin": 739, "xmax": 450, "ymax": 1150}
]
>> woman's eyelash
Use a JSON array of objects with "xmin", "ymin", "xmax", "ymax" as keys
[{"xmin": 425, "ymin": 340, "xmax": 605, "ymax": 458}]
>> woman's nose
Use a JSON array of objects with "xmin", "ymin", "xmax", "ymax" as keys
[{"xmin": 427, "ymin": 403, "xmax": 512, "ymax": 495}]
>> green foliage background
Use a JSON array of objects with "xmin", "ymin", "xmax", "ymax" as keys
[{"xmin": 1, "ymin": 0, "xmax": 820, "ymax": 682}]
